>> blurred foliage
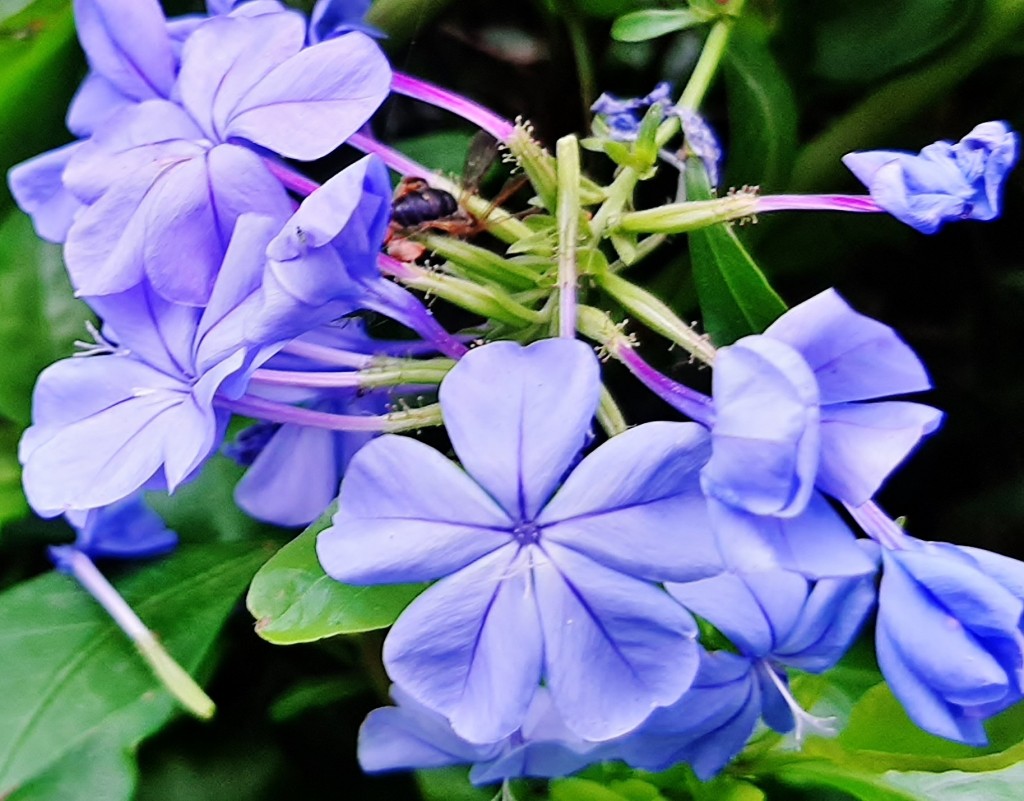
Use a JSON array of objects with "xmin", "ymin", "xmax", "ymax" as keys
[{"xmin": 0, "ymin": 0, "xmax": 1023, "ymax": 798}]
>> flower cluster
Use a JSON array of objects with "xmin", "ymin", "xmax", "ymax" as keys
[{"xmin": 7, "ymin": 0, "xmax": 1024, "ymax": 794}]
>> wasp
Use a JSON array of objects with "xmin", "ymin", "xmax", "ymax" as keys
[{"xmin": 385, "ymin": 132, "xmax": 524, "ymax": 262}]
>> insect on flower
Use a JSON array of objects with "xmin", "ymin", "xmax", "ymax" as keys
[{"xmin": 385, "ymin": 132, "xmax": 525, "ymax": 261}]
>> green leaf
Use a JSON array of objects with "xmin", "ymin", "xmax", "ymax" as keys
[
  {"xmin": 0, "ymin": 209, "xmax": 93, "ymax": 425},
  {"xmin": 6, "ymin": 732, "xmax": 136, "ymax": 801},
  {"xmin": 684, "ymin": 161, "xmax": 787, "ymax": 344},
  {"xmin": 723, "ymin": 17, "xmax": 798, "ymax": 191},
  {"xmin": 551, "ymin": 777, "xmax": 632, "ymax": 801},
  {"xmin": 0, "ymin": 0, "xmax": 80, "ymax": 203},
  {"xmin": 0, "ymin": 543, "xmax": 267, "ymax": 795},
  {"xmin": 246, "ymin": 503, "xmax": 426, "ymax": 645},
  {"xmin": 770, "ymin": 760, "xmax": 922, "ymax": 801},
  {"xmin": 812, "ymin": 0, "xmax": 981, "ymax": 84},
  {"xmin": 0, "ymin": 421, "xmax": 28, "ymax": 530},
  {"xmin": 268, "ymin": 676, "xmax": 368, "ymax": 722},
  {"xmin": 884, "ymin": 761, "xmax": 1024, "ymax": 801},
  {"xmin": 395, "ymin": 130, "xmax": 476, "ymax": 177},
  {"xmin": 416, "ymin": 767, "xmax": 494, "ymax": 801},
  {"xmin": 611, "ymin": 9, "xmax": 706, "ymax": 42}
]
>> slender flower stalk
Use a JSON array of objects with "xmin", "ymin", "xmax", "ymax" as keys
[
  {"xmin": 280, "ymin": 341, "xmax": 375, "ymax": 369},
  {"xmin": 760, "ymin": 664, "xmax": 839, "ymax": 745},
  {"xmin": 49, "ymin": 546, "xmax": 215, "ymax": 720},
  {"xmin": 756, "ymin": 194, "xmax": 883, "ymax": 214},
  {"xmin": 391, "ymin": 72, "xmax": 516, "ymax": 143},
  {"xmin": 556, "ymin": 135, "xmax": 581, "ymax": 339},
  {"xmin": 216, "ymin": 394, "xmax": 444, "ymax": 433},
  {"xmin": 349, "ymin": 131, "xmax": 437, "ymax": 182},
  {"xmin": 249, "ymin": 358, "xmax": 455, "ymax": 390},
  {"xmin": 262, "ymin": 158, "xmax": 322, "ymax": 198},
  {"xmin": 845, "ymin": 500, "xmax": 913, "ymax": 550}
]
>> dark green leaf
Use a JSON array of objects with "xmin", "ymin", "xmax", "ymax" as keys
[
  {"xmin": 269, "ymin": 676, "xmax": 368, "ymax": 722},
  {"xmin": 395, "ymin": 131, "xmax": 476, "ymax": 177},
  {"xmin": 723, "ymin": 17, "xmax": 798, "ymax": 191},
  {"xmin": 246, "ymin": 503, "xmax": 426, "ymax": 645},
  {"xmin": 0, "ymin": 544, "xmax": 267, "ymax": 795},
  {"xmin": 611, "ymin": 9, "xmax": 705, "ymax": 42},
  {"xmin": 0, "ymin": 421, "xmax": 28, "ymax": 530},
  {"xmin": 7, "ymin": 732, "xmax": 136, "ymax": 801},
  {"xmin": 684, "ymin": 161, "xmax": 787, "ymax": 344},
  {"xmin": 812, "ymin": 0, "xmax": 981, "ymax": 84},
  {"xmin": 770, "ymin": 760, "xmax": 922, "ymax": 801},
  {"xmin": 0, "ymin": 209, "xmax": 92, "ymax": 425},
  {"xmin": 0, "ymin": 0, "xmax": 81, "ymax": 203},
  {"xmin": 416, "ymin": 767, "xmax": 494, "ymax": 801}
]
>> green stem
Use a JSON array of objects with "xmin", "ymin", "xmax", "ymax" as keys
[
  {"xmin": 564, "ymin": 6, "xmax": 598, "ymax": 112},
  {"xmin": 597, "ymin": 386, "xmax": 628, "ymax": 437},
  {"xmin": 616, "ymin": 193, "xmax": 758, "ymax": 234},
  {"xmin": 361, "ymin": 357, "xmax": 455, "ymax": 388},
  {"xmin": 791, "ymin": 0, "xmax": 1024, "ymax": 190},
  {"xmin": 556, "ymin": 135, "xmax": 582, "ymax": 339},
  {"xmin": 418, "ymin": 234, "xmax": 545, "ymax": 291}
]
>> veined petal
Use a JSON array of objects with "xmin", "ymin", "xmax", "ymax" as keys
[
  {"xmin": 7, "ymin": 143, "xmax": 84, "ymax": 243},
  {"xmin": 876, "ymin": 617, "xmax": 988, "ymax": 745},
  {"xmin": 226, "ymin": 31, "xmax": 391, "ymax": 160},
  {"xmin": 177, "ymin": 10, "xmax": 306, "ymax": 141},
  {"xmin": 540, "ymin": 421, "xmax": 721, "ymax": 583},
  {"xmin": 440, "ymin": 339, "xmax": 601, "ymax": 521},
  {"xmin": 667, "ymin": 570, "xmax": 808, "ymax": 658},
  {"xmin": 817, "ymin": 401, "xmax": 942, "ymax": 505},
  {"xmin": 703, "ymin": 336, "xmax": 820, "ymax": 518},
  {"xmin": 383, "ymin": 545, "xmax": 543, "ymax": 744},
  {"xmin": 320, "ymin": 435, "xmax": 512, "ymax": 584},
  {"xmin": 235, "ymin": 420, "xmax": 340, "ymax": 527},
  {"xmin": 708, "ymin": 494, "xmax": 876, "ymax": 579},
  {"xmin": 880, "ymin": 551, "xmax": 1013, "ymax": 706},
  {"xmin": 765, "ymin": 289, "xmax": 933, "ymax": 403},
  {"xmin": 537, "ymin": 542, "xmax": 699, "ymax": 740},
  {"xmin": 20, "ymin": 357, "xmax": 187, "ymax": 515},
  {"xmin": 73, "ymin": 0, "xmax": 174, "ymax": 101}
]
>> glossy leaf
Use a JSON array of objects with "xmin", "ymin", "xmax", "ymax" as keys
[
  {"xmin": 0, "ymin": 544, "xmax": 267, "ymax": 795},
  {"xmin": 684, "ymin": 160, "xmax": 787, "ymax": 344},
  {"xmin": 0, "ymin": 210, "xmax": 93, "ymax": 425},
  {"xmin": 246, "ymin": 503, "xmax": 426, "ymax": 645},
  {"xmin": 812, "ymin": 0, "xmax": 981, "ymax": 84},
  {"xmin": 0, "ymin": 0, "xmax": 80, "ymax": 200},
  {"xmin": 7, "ymin": 732, "xmax": 136, "ymax": 801},
  {"xmin": 611, "ymin": 9, "xmax": 705, "ymax": 42},
  {"xmin": 723, "ymin": 17, "xmax": 798, "ymax": 191},
  {"xmin": 885, "ymin": 762, "xmax": 1024, "ymax": 801},
  {"xmin": 770, "ymin": 761, "xmax": 922, "ymax": 801}
]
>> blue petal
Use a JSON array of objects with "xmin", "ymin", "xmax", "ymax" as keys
[
  {"xmin": 7, "ymin": 143, "xmax": 84, "ymax": 243},
  {"xmin": 440, "ymin": 339, "xmax": 601, "ymax": 521},
  {"xmin": 817, "ymin": 401, "xmax": 942, "ymax": 505},
  {"xmin": 667, "ymin": 570, "xmax": 808, "ymax": 658},
  {"xmin": 66, "ymin": 73, "xmax": 135, "ymax": 137},
  {"xmin": 765, "ymin": 289, "xmax": 933, "ymax": 404},
  {"xmin": 703, "ymin": 336, "xmax": 820, "ymax": 517},
  {"xmin": 708, "ymin": 493, "xmax": 876, "ymax": 579},
  {"xmin": 73, "ymin": 0, "xmax": 174, "ymax": 100},
  {"xmin": 536, "ymin": 542, "xmax": 699, "ymax": 740},
  {"xmin": 320, "ymin": 434, "xmax": 512, "ymax": 585},
  {"xmin": 539, "ymin": 421, "xmax": 721, "ymax": 583},
  {"xmin": 72, "ymin": 493, "xmax": 178, "ymax": 559},
  {"xmin": 383, "ymin": 546, "xmax": 543, "ymax": 744}
]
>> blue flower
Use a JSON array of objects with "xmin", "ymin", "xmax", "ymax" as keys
[
  {"xmin": 591, "ymin": 82, "xmax": 673, "ymax": 141},
  {"xmin": 9, "ymin": 0, "xmax": 392, "ymax": 306},
  {"xmin": 876, "ymin": 538, "xmax": 1024, "ymax": 744},
  {"xmin": 612, "ymin": 560, "xmax": 878, "ymax": 778},
  {"xmin": 63, "ymin": 493, "xmax": 178, "ymax": 560},
  {"xmin": 843, "ymin": 121, "xmax": 1019, "ymax": 234},
  {"xmin": 359, "ymin": 686, "xmax": 604, "ymax": 785},
  {"xmin": 318, "ymin": 339, "xmax": 724, "ymax": 743}
]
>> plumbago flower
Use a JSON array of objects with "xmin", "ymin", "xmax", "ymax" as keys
[
  {"xmin": 843, "ymin": 503, "xmax": 1024, "ymax": 745},
  {"xmin": 359, "ymin": 686, "xmax": 604, "ymax": 785},
  {"xmin": 843, "ymin": 121, "xmax": 1019, "ymax": 234},
  {"xmin": 63, "ymin": 492, "xmax": 178, "ymax": 560},
  {"xmin": 700, "ymin": 290, "xmax": 941, "ymax": 576},
  {"xmin": 318, "ymin": 339, "xmax": 725, "ymax": 743},
  {"xmin": 9, "ymin": 0, "xmax": 391, "ymax": 305}
]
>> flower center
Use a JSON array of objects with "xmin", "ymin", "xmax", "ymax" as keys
[{"xmin": 512, "ymin": 521, "xmax": 542, "ymax": 545}]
